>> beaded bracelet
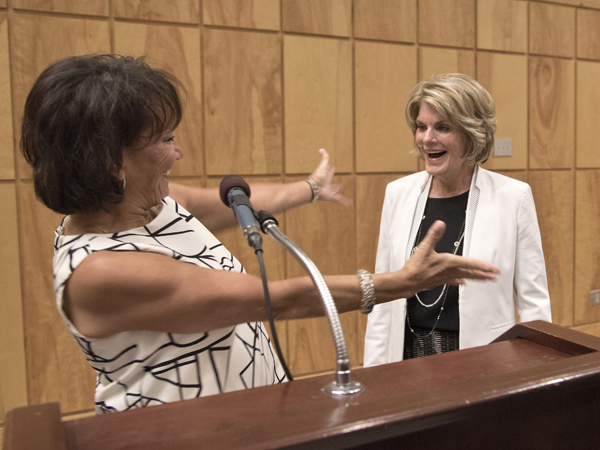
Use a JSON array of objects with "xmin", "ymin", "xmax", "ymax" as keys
[
  {"xmin": 304, "ymin": 177, "xmax": 319, "ymax": 202},
  {"xmin": 357, "ymin": 269, "xmax": 376, "ymax": 314}
]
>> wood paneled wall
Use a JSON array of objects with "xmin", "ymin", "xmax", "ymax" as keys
[{"xmin": 2, "ymin": 0, "xmax": 600, "ymax": 436}]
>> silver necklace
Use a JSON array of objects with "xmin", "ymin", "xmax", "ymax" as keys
[
  {"xmin": 407, "ymin": 202, "xmax": 467, "ymax": 339},
  {"xmin": 411, "ymin": 211, "xmax": 466, "ymax": 308},
  {"xmin": 406, "ymin": 292, "xmax": 448, "ymax": 339},
  {"xmin": 406, "ymin": 216, "xmax": 465, "ymax": 339}
]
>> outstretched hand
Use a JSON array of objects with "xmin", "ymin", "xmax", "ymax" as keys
[
  {"xmin": 308, "ymin": 148, "xmax": 352, "ymax": 207},
  {"xmin": 402, "ymin": 220, "xmax": 500, "ymax": 296}
]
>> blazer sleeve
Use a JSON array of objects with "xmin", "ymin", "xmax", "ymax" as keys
[
  {"xmin": 514, "ymin": 185, "xmax": 552, "ymax": 323},
  {"xmin": 364, "ymin": 187, "xmax": 395, "ymax": 367}
]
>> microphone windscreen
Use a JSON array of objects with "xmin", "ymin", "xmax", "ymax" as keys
[{"xmin": 219, "ymin": 175, "xmax": 251, "ymax": 206}]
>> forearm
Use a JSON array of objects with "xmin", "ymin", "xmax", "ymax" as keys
[
  {"xmin": 247, "ymin": 180, "xmax": 313, "ymax": 215},
  {"xmin": 168, "ymin": 180, "xmax": 313, "ymax": 234},
  {"xmin": 168, "ymin": 148, "xmax": 347, "ymax": 233},
  {"xmin": 270, "ymin": 271, "xmax": 418, "ymax": 321}
]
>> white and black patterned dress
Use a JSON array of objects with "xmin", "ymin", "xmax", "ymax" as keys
[{"xmin": 53, "ymin": 197, "xmax": 285, "ymax": 414}]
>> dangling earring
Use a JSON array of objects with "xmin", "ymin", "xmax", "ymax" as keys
[{"xmin": 120, "ymin": 175, "xmax": 126, "ymax": 190}]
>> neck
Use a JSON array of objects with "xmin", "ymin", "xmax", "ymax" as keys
[
  {"xmin": 68, "ymin": 202, "xmax": 158, "ymax": 235},
  {"xmin": 429, "ymin": 166, "xmax": 475, "ymax": 198}
]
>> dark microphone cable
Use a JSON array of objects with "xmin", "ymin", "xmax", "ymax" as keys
[{"xmin": 219, "ymin": 176, "xmax": 293, "ymax": 382}]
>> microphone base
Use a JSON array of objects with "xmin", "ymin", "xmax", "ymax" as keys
[{"xmin": 322, "ymin": 380, "xmax": 364, "ymax": 396}]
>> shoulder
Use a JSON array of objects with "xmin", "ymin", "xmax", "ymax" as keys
[{"xmin": 475, "ymin": 166, "xmax": 531, "ymax": 195}]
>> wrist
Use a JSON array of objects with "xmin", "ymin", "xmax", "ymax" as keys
[
  {"xmin": 373, "ymin": 270, "xmax": 417, "ymax": 303},
  {"xmin": 304, "ymin": 177, "xmax": 319, "ymax": 203},
  {"xmin": 357, "ymin": 270, "xmax": 375, "ymax": 314}
]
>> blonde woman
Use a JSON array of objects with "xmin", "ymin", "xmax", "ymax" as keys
[{"xmin": 364, "ymin": 73, "xmax": 551, "ymax": 364}]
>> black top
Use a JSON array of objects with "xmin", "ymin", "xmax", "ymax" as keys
[{"xmin": 406, "ymin": 190, "xmax": 469, "ymax": 332}]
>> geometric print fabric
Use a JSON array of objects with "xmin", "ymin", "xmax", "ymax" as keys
[{"xmin": 53, "ymin": 197, "xmax": 285, "ymax": 413}]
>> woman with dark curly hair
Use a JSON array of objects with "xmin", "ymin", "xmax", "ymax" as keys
[
  {"xmin": 22, "ymin": 56, "xmax": 499, "ymax": 413},
  {"xmin": 365, "ymin": 73, "xmax": 551, "ymax": 365}
]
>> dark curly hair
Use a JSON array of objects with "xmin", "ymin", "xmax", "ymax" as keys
[{"xmin": 20, "ymin": 54, "xmax": 184, "ymax": 214}]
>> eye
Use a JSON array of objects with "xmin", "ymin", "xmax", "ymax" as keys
[
  {"xmin": 416, "ymin": 124, "xmax": 426, "ymax": 131},
  {"xmin": 165, "ymin": 135, "xmax": 176, "ymax": 142}
]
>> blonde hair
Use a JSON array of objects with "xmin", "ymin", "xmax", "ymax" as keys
[{"xmin": 405, "ymin": 73, "xmax": 497, "ymax": 164}]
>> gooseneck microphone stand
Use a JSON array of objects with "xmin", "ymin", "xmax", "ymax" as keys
[{"xmin": 257, "ymin": 211, "xmax": 364, "ymax": 396}]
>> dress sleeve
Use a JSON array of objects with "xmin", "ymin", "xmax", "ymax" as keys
[
  {"xmin": 513, "ymin": 184, "xmax": 552, "ymax": 323},
  {"xmin": 364, "ymin": 186, "xmax": 395, "ymax": 367}
]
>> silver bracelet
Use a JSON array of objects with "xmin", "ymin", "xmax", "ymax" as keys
[
  {"xmin": 304, "ymin": 177, "xmax": 319, "ymax": 202},
  {"xmin": 357, "ymin": 269, "xmax": 376, "ymax": 314}
]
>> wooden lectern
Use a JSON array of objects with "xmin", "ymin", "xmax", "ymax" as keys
[{"xmin": 5, "ymin": 321, "xmax": 600, "ymax": 449}]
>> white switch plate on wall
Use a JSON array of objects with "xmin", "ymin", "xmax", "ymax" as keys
[
  {"xmin": 494, "ymin": 138, "xmax": 512, "ymax": 157},
  {"xmin": 590, "ymin": 290, "xmax": 600, "ymax": 306}
]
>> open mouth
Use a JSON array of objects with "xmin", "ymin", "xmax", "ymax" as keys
[
  {"xmin": 164, "ymin": 169, "xmax": 171, "ymax": 177},
  {"xmin": 426, "ymin": 151, "xmax": 446, "ymax": 160}
]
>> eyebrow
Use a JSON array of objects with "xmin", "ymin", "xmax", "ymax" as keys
[{"xmin": 415, "ymin": 119, "xmax": 451, "ymax": 126}]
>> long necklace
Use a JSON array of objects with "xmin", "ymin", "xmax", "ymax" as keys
[
  {"xmin": 406, "ymin": 293, "xmax": 447, "ymax": 339},
  {"xmin": 406, "ymin": 209, "xmax": 466, "ymax": 340},
  {"xmin": 411, "ymin": 214, "xmax": 466, "ymax": 308}
]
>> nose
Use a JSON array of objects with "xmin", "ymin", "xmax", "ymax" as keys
[
  {"xmin": 175, "ymin": 140, "xmax": 183, "ymax": 160},
  {"xmin": 423, "ymin": 127, "xmax": 436, "ymax": 143}
]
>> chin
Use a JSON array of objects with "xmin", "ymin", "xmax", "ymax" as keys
[{"xmin": 425, "ymin": 164, "xmax": 445, "ymax": 176}]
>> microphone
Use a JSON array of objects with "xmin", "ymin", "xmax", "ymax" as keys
[{"xmin": 219, "ymin": 175, "xmax": 263, "ymax": 251}]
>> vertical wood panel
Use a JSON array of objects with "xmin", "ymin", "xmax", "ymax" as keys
[
  {"xmin": 577, "ymin": 8, "xmax": 600, "ymax": 61},
  {"xmin": 0, "ymin": 184, "xmax": 27, "ymax": 423},
  {"xmin": 0, "ymin": 15, "xmax": 13, "ymax": 180},
  {"xmin": 529, "ymin": 57, "xmax": 574, "ymax": 170},
  {"xmin": 20, "ymin": 183, "xmax": 95, "ymax": 412},
  {"xmin": 10, "ymin": 14, "xmax": 110, "ymax": 179},
  {"xmin": 11, "ymin": 0, "xmax": 109, "ymax": 15},
  {"xmin": 353, "ymin": 0, "xmax": 416, "ymax": 43},
  {"xmin": 355, "ymin": 41, "xmax": 418, "ymax": 173},
  {"xmin": 576, "ymin": 61, "xmax": 600, "ymax": 168},
  {"xmin": 575, "ymin": 171, "xmax": 600, "ymax": 325},
  {"xmin": 477, "ymin": 52, "xmax": 528, "ymax": 171},
  {"xmin": 114, "ymin": 22, "xmax": 203, "ymax": 177},
  {"xmin": 204, "ymin": 29, "xmax": 282, "ymax": 175},
  {"xmin": 476, "ymin": 0, "xmax": 527, "ymax": 53},
  {"xmin": 285, "ymin": 176, "xmax": 357, "ymax": 375},
  {"xmin": 203, "ymin": 0, "xmax": 280, "ymax": 30},
  {"xmin": 529, "ymin": 171, "xmax": 574, "ymax": 327},
  {"xmin": 418, "ymin": 0, "xmax": 475, "ymax": 49},
  {"xmin": 113, "ymin": 0, "xmax": 200, "ymax": 24},
  {"xmin": 284, "ymin": 35, "xmax": 352, "ymax": 174},
  {"xmin": 355, "ymin": 174, "xmax": 401, "ymax": 364},
  {"xmin": 529, "ymin": 2, "xmax": 575, "ymax": 58},
  {"xmin": 419, "ymin": 47, "xmax": 475, "ymax": 80},
  {"xmin": 282, "ymin": 0, "xmax": 351, "ymax": 37}
]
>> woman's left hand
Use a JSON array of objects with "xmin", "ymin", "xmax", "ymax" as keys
[{"xmin": 309, "ymin": 148, "xmax": 352, "ymax": 206}]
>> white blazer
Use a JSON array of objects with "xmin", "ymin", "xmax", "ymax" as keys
[{"xmin": 364, "ymin": 165, "xmax": 552, "ymax": 367}]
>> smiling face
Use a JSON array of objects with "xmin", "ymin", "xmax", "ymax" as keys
[
  {"xmin": 415, "ymin": 102, "xmax": 472, "ymax": 191},
  {"xmin": 121, "ymin": 129, "xmax": 183, "ymax": 208}
]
